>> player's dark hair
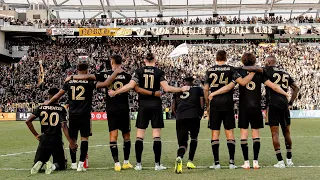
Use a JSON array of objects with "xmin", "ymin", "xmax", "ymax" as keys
[
  {"xmin": 216, "ymin": 50, "xmax": 227, "ymax": 61},
  {"xmin": 111, "ymin": 54, "xmax": 122, "ymax": 65},
  {"xmin": 146, "ymin": 52, "xmax": 155, "ymax": 61},
  {"xmin": 184, "ymin": 76, "xmax": 194, "ymax": 82},
  {"xmin": 242, "ymin": 53, "xmax": 256, "ymax": 66},
  {"xmin": 48, "ymin": 88, "xmax": 59, "ymax": 96},
  {"xmin": 77, "ymin": 63, "xmax": 88, "ymax": 71}
]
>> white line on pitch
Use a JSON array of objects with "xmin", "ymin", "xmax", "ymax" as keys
[
  {"xmin": 1, "ymin": 136, "xmax": 320, "ymax": 157},
  {"xmin": 2, "ymin": 166, "xmax": 320, "ymax": 171}
]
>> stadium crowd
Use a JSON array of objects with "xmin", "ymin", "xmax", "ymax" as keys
[
  {"xmin": 2, "ymin": 15, "xmax": 320, "ymax": 28},
  {"xmin": 0, "ymin": 38, "xmax": 319, "ymax": 113}
]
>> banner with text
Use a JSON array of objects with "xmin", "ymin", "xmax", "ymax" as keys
[
  {"xmin": 136, "ymin": 26, "xmax": 273, "ymax": 36},
  {"xmin": 16, "ymin": 112, "xmax": 33, "ymax": 121},
  {"xmin": 47, "ymin": 28, "xmax": 76, "ymax": 36},
  {"xmin": 91, "ymin": 112, "xmax": 107, "ymax": 121},
  {"xmin": 290, "ymin": 110, "xmax": 320, "ymax": 119},
  {"xmin": 79, "ymin": 28, "xmax": 132, "ymax": 36},
  {"xmin": 0, "ymin": 113, "xmax": 16, "ymax": 121}
]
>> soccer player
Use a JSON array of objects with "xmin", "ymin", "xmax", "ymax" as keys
[
  {"xmin": 26, "ymin": 88, "xmax": 77, "ymax": 175},
  {"xmin": 172, "ymin": 77, "xmax": 204, "ymax": 174},
  {"xmin": 65, "ymin": 55, "xmax": 159, "ymax": 171},
  {"xmin": 209, "ymin": 53, "xmax": 289, "ymax": 169},
  {"xmin": 45, "ymin": 63, "xmax": 96, "ymax": 172},
  {"xmin": 108, "ymin": 52, "xmax": 190, "ymax": 171},
  {"xmin": 264, "ymin": 56, "xmax": 299, "ymax": 168},
  {"xmin": 204, "ymin": 50, "xmax": 255, "ymax": 170}
]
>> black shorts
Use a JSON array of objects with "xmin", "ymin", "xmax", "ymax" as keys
[
  {"xmin": 238, "ymin": 107, "xmax": 264, "ymax": 129},
  {"xmin": 176, "ymin": 118, "xmax": 200, "ymax": 146},
  {"xmin": 34, "ymin": 135, "xmax": 67, "ymax": 170},
  {"xmin": 208, "ymin": 110, "xmax": 235, "ymax": 130},
  {"xmin": 136, "ymin": 106, "xmax": 164, "ymax": 129},
  {"xmin": 69, "ymin": 114, "xmax": 92, "ymax": 138},
  {"xmin": 107, "ymin": 109, "xmax": 131, "ymax": 133},
  {"xmin": 268, "ymin": 105, "xmax": 291, "ymax": 127}
]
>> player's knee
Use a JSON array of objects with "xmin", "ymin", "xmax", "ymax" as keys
[{"xmin": 122, "ymin": 132, "xmax": 130, "ymax": 140}]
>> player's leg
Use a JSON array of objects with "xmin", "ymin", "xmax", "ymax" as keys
[
  {"xmin": 52, "ymin": 141, "xmax": 67, "ymax": 171},
  {"xmin": 175, "ymin": 119, "xmax": 188, "ymax": 174},
  {"xmin": 68, "ymin": 117, "xmax": 79, "ymax": 169},
  {"xmin": 151, "ymin": 107, "xmax": 166, "ymax": 171},
  {"xmin": 134, "ymin": 107, "xmax": 149, "ymax": 170},
  {"xmin": 208, "ymin": 110, "xmax": 222, "ymax": 169},
  {"xmin": 77, "ymin": 115, "xmax": 91, "ymax": 172},
  {"xmin": 31, "ymin": 136, "xmax": 53, "ymax": 174},
  {"xmin": 240, "ymin": 128, "xmax": 250, "ymax": 169},
  {"xmin": 268, "ymin": 106, "xmax": 285, "ymax": 168},
  {"xmin": 252, "ymin": 129, "xmax": 261, "ymax": 169},
  {"xmin": 121, "ymin": 109, "xmax": 133, "ymax": 169},
  {"xmin": 281, "ymin": 110, "xmax": 293, "ymax": 167},
  {"xmin": 224, "ymin": 111, "xmax": 237, "ymax": 169},
  {"xmin": 31, "ymin": 140, "xmax": 46, "ymax": 174},
  {"xmin": 238, "ymin": 110, "xmax": 250, "ymax": 169},
  {"xmin": 107, "ymin": 111, "xmax": 120, "ymax": 171},
  {"xmin": 187, "ymin": 118, "xmax": 201, "ymax": 169}
]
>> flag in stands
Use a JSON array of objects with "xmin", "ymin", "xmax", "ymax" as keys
[{"xmin": 168, "ymin": 43, "xmax": 188, "ymax": 58}]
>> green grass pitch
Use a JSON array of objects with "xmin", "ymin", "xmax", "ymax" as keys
[{"xmin": 1, "ymin": 119, "xmax": 320, "ymax": 180}]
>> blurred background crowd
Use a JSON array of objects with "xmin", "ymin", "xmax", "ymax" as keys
[
  {"xmin": 2, "ymin": 15, "xmax": 320, "ymax": 28},
  {"xmin": 0, "ymin": 37, "xmax": 319, "ymax": 113}
]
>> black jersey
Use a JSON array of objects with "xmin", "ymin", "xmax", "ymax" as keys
[
  {"xmin": 173, "ymin": 86, "xmax": 204, "ymax": 120},
  {"xmin": 63, "ymin": 79, "xmax": 96, "ymax": 115},
  {"xmin": 132, "ymin": 66, "xmax": 166, "ymax": 107},
  {"xmin": 95, "ymin": 70, "xmax": 131, "ymax": 112},
  {"xmin": 264, "ymin": 66, "xmax": 295, "ymax": 109},
  {"xmin": 32, "ymin": 104, "xmax": 67, "ymax": 138},
  {"xmin": 204, "ymin": 64, "xmax": 241, "ymax": 111},
  {"xmin": 238, "ymin": 69, "xmax": 268, "ymax": 109}
]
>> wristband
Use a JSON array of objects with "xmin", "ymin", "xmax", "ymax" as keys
[{"xmin": 152, "ymin": 91, "xmax": 155, "ymax": 96}]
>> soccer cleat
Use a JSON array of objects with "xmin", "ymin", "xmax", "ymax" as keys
[
  {"xmin": 114, "ymin": 162, "xmax": 121, "ymax": 172},
  {"xmin": 209, "ymin": 164, "xmax": 221, "ymax": 170},
  {"xmin": 134, "ymin": 163, "xmax": 142, "ymax": 171},
  {"xmin": 45, "ymin": 161, "xmax": 54, "ymax": 174},
  {"xmin": 253, "ymin": 160, "xmax": 260, "ymax": 169},
  {"xmin": 286, "ymin": 159, "xmax": 294, "ymax": 167},
  {"xmin": 174, "ymin": 157, "xmax": 183, "ymax": 174},
  {"xmin": 71, "ymin": 163, "xmax": 77, "ymax": 170},
  {"xmin": 155, "ymin": 163, "xmax": 167, "ymax": 171},
  {"xmin": 229, "ymin": 164, "xmax": 237, "ymax": 169},
  {"xmin": 274, "ymin": 160, "xmax": 286, "ymax": 169},
  {"xmin": 31, "ymin": 161, "xmax": 43, "ymax": 175},
  {"xmin": 77, "ymin": 161, "xmax": 87, "ymax": 172},
  {"xmin": 241, "ymin": 161, "xmax": 251, "ymax": 169},
  {"xmin": 187, "ymin": 161, "xmax": 196, "ymax": 169},
  {"xmin": 122, "ymin": 162, "xmax": 133, "ymax": 169}
]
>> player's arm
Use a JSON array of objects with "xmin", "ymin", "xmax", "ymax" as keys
[
  {"xmin": 160, "ymin": 81, "xmax": 189, "ymax": 93},
  {"xmin": 134, "ymin": 85, "xmax": 161, "ymax": 97},
  {"xmin": 200, "ymin": 96, "xmax": 205, "ymax": 111},
  {"xmin": 208, "ymin": 82, "xmax": 236, "ymax": 100},
  {"xmin": 61, "ymin": 122, "xmax": 78, "ymax": 151},
  {"xmin": 171, "ymin": 98, "xmax": 177, "ymax": 117},
  {"xmin": 203, "ymin": 83, "xmax": 209, "ymax": 108},
  {"xmin": 109, "ymin": 80, "xmax": 137, "ymax": 97},
  {"xmin": 96, "ymin": 69, "xmax": 123, "ymax": 88},
  {"xmin": 65, "ymin": 74, "xmax": 96, "ymax": 82},
  {"xmin": 25, "ymin": 108, "xmax": 41, "ymax": 141},
  {"xmin": 242, "ymin": 66, "xmax": 263, "ymax": 73},
  {"xmin": 235, "ymin": 72, "xmax": 255, "ymax": 86},
  {"xmin": 289, "ymin": 83, "xmax": 300, "ymax": 107},
  {"xmin": 46, "ymin": 89, "xmax": 65, "ymax": 105},
  {"xmin": 264, "ymin": 80, "xmax": 289, "ymax": 98}
]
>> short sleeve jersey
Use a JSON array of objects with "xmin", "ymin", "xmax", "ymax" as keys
[
  {"xmin": 62, "ymin": 79, "xmax": 96, "ymax": 115},
  {"xmin": 204, "ymin": 64, "xmax": 241, "ymax": 111},
  {"xmin": 95, "ymin": 71, "xmax": 131, "ymax": 112},
  {"xmin": 32, "ymin": 104, "xmax": 67, "ymax": 138},
  {"xmin": 173, "ymin": 86, "xmax": 204, "ymax": 120},
  {"xmin": 264, "ymin": 66, "xmax": 295, "ymax": 109},
  {"xmin": 132, "ymin": 66, "xmax": 166, "ymax": 107},
  {"xmin": 238, "ymin": 69, "xmax": 268, "ymax": 109}
]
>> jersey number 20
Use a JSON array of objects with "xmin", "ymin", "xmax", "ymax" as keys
[{"xmin": 40, "ymin": 111, "xmax": 59, "ymax": 126}]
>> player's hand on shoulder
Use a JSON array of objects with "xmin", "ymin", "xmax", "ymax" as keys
[
  {"xmin": 181, "ymin": 86, "xmax": 190, "ymax": 92},
  {"xmin": 108, "ymin": 90, "xmax": 116, "ymax": 97},
  {"xmin": 65, "ymin": 76, "xmax": 72, "ymax": 82},
  {"xmin": 115, "ymin": 67, "xmax": 124, "ymax": 74}
]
